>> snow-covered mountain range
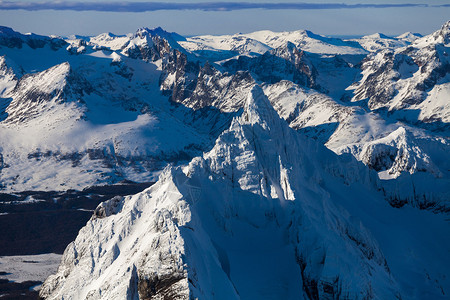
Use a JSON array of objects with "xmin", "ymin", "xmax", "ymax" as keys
[{"xmin": 0, "ymin": 21, "xmax": 449, "ymax": 299}]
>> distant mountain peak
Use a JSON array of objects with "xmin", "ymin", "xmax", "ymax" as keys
[
  {"xmin": 135, "ymin": 26, "xmax": 186, "ymax": 42},
  {"xmin": 363, "ymin": 33, "xmax": 393, "ymax": 39}
]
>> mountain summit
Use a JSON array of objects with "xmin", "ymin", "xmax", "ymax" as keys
[{"xmin": 40, "ymin": 86, "xmax": 449, "ymax": 299}]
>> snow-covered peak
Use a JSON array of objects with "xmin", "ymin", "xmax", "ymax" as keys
[
  {"xmin": 41, "ymin": 82, "xmax": 450, "ymax": 299},
  {"xmin": 364, "ymin": 33, "xmax": 393, "ymax": 40},
  {"xmin": 12, "ymin": 62, "xmax": 71, "ymax": 99},
  {"xmin": 89, "ymin": 32, "xmax": 130, "ymax": 51},
  {"xmin": 244, "ymin": 29, "xmax": 366, "ymax": 55},
  {"xmin": 352, "ymin": 33, "xmax": 408, "ymax": 52},
  {"xmin": 0, "ymin": 24, "xmax": 448, "ymax": 300},
  {"xmin": 65, "ymin": 34, "xmax": 89, "ymax": 42},
  {"xmin": 360, "ymin": 126, "xmax": 441, "ymax": 179},
  {"xmin": 133, "ymin": 27, "xmax": 184, "ymax": 49},
  {"xmin": 135, "ymin": 27, "xmax": 160, "ymax": 38},
  {"xmin": 180, "ymin": 33, "xmax": 271, "ymax": 55},
  {"xmin": 24, "ymin": 62, "xmax": 70, "ymax": 91},
  {"xmin": 180, "ymin": 28, "xmax": 366, "ymax": 56},
  {"xmin": 270, "ymin": 41, "xmax": 298, "ymax": 59},
  {"xmin": 395, "ymin": 32, "xmax": 422, "ymax": 43},
  {"xmin": 138, "ymin": 26, "xmax": 186, "ymax": 42},
  {"xmin": 118, "ymin": 26, "xmax": 188, "ymax": 62},
  {"xmin": 92, "ymin": 32, "xmax": 116, "ymax": 39},
  {"xmin": 434, "ymin": 20, "xmax": 450, "ymax": 44},
  {"xmin": 351, "ymin": 20, "xmax": 450, "ymax": 128},
  {"xmin": 2, "ymin": 62, "xmax": 73, "ymax": 124},
  {"xmin": 85, "ymin": 27, "xmax": 187, "ymax": 54},
  {"xmin": 242, "ymin": 85, "xmax": 281, "ymax": 128},
  {"xmin": 245, "ymin": 29, "xmax": 311, "ymax": 48},
  {"xmin": 412, "ymin": 20, "xmax": 450, "ymax": 48}
]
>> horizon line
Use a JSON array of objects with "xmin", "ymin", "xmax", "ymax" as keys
[{"xmin": 0, "ymin": 1, "xmax": 443, "ymax": 13}]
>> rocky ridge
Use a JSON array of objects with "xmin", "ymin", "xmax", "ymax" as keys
[
  {"xmin": 0, "ymin": 23, "xmax": 449, "ymax": 207},
  {"xmin": 40, "ymin": 87, "xmax": 449, "ymax": 299}
]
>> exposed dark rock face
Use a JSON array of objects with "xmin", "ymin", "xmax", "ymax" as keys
[
  {"xmin": 353, "ymin": 50, "xmax": 399, "ymax": 108},
  {"xmin": 138, "ymin": 273, "xmax": 187, "ymax": 300},
  {"xmin": 414, "ymin": 44, "xmax": 450, "ymax": 92},
  {"xmin": 177, "ymin": 67, "xmax": 254, "ymax": 112},
  {"xmin": 162, "ymin": 51, "xmax": 200, "ymax": 104},
  {"xmin": 352, "ymin": 21, "xmax": 450, "ymax": 123},
  {"xmin": 222, "ymin": 42, "xmax": 320, "ymax": 90},
  {"xmin": 92, "ymin": 196, "xmax": 123, "ymax": 219},
  {"xmin": 361, "ymin": 143, "xmax": 398, "ymax": 172},
  {"xmin": 123, "ymin": 30, "xmax": 173, "ymax": 62},
  {"xmin": 67, "ymin": 39, "xmax": 87, "ymax": 54}
]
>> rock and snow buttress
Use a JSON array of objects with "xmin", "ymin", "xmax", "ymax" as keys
[{"xmin": 40, "ymin": 87, "xmax": 450, "ymax": 299}]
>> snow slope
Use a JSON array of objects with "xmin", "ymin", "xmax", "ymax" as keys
[
  {"xmin": 244, "ymin": 29, "xmax": 367, "ymax": 55},
  {"xmin": 180, "ymin": 34, "xmax": 271, "ymax": 55},
  {"xmin": 40, "ymin": 86, "xmax": 450, "ymax": 300},
  {"xmin": 180, "ymin": 29, "xmax": 367, "ymax": 58},
  {"xmin": 351, "ymin": 33, "xmax": 409, "ymax": 52}
]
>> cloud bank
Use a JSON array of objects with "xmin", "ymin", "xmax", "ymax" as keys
[{"xmin": 0, "ymin": 1, "xmax": 435, "ymax": 12}]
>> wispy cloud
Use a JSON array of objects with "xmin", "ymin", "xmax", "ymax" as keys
[{"xmin": 0, "ymin": 1, "xmax": 436, "ymax": 12}]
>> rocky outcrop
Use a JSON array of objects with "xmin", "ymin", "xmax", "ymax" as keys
[
  {"xmin": 359, "ymin": 127, "xmax": 441, "ymax": 177},
  {"xmin": 1, "ymin": 62, "xmax": 93, "ymax": 124},
  {"xmin": 122, "ymin": 28, "xmax": 177, "ymax": 62},
  {"xmin": 222, "ymin": 42, "xmax": 320, "ymax": 89},
  {"xmin": 350, "ymin": 21, "xmax": 450, "ymax": 127}
]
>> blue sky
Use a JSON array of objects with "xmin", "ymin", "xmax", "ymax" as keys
[{"xmin": 0, "ymin": 0, "xmax": 449, "ymax": 37}]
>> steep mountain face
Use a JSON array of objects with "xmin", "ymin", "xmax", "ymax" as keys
[
  {"xmin": 173, "ymin": 65, "xmax": 255, "ymax": 113},
  {"xmin": 0, "ymin": 56, "xmax": 17, "ymax": 101},
  {"xmin": 350, "ymin": 21, "xmax": 450, "ymax": 128},
  {"xmin": 1, "ymin": 62, "xmax": 87, "ymax": 124},
  {"xmin": 40, "ymin": 87, "xmax": 449, "ymax": 299},
  {"xmin": 222, "ymin": 42, "xmax": 319, "ymax": 90},
  {"xmin": 261, "ymin": 79, "xmax": 449, "ymax": 200},
  {"xmin": 262, "ymin": 80, "xmax": 353, "ymax": 138}
]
